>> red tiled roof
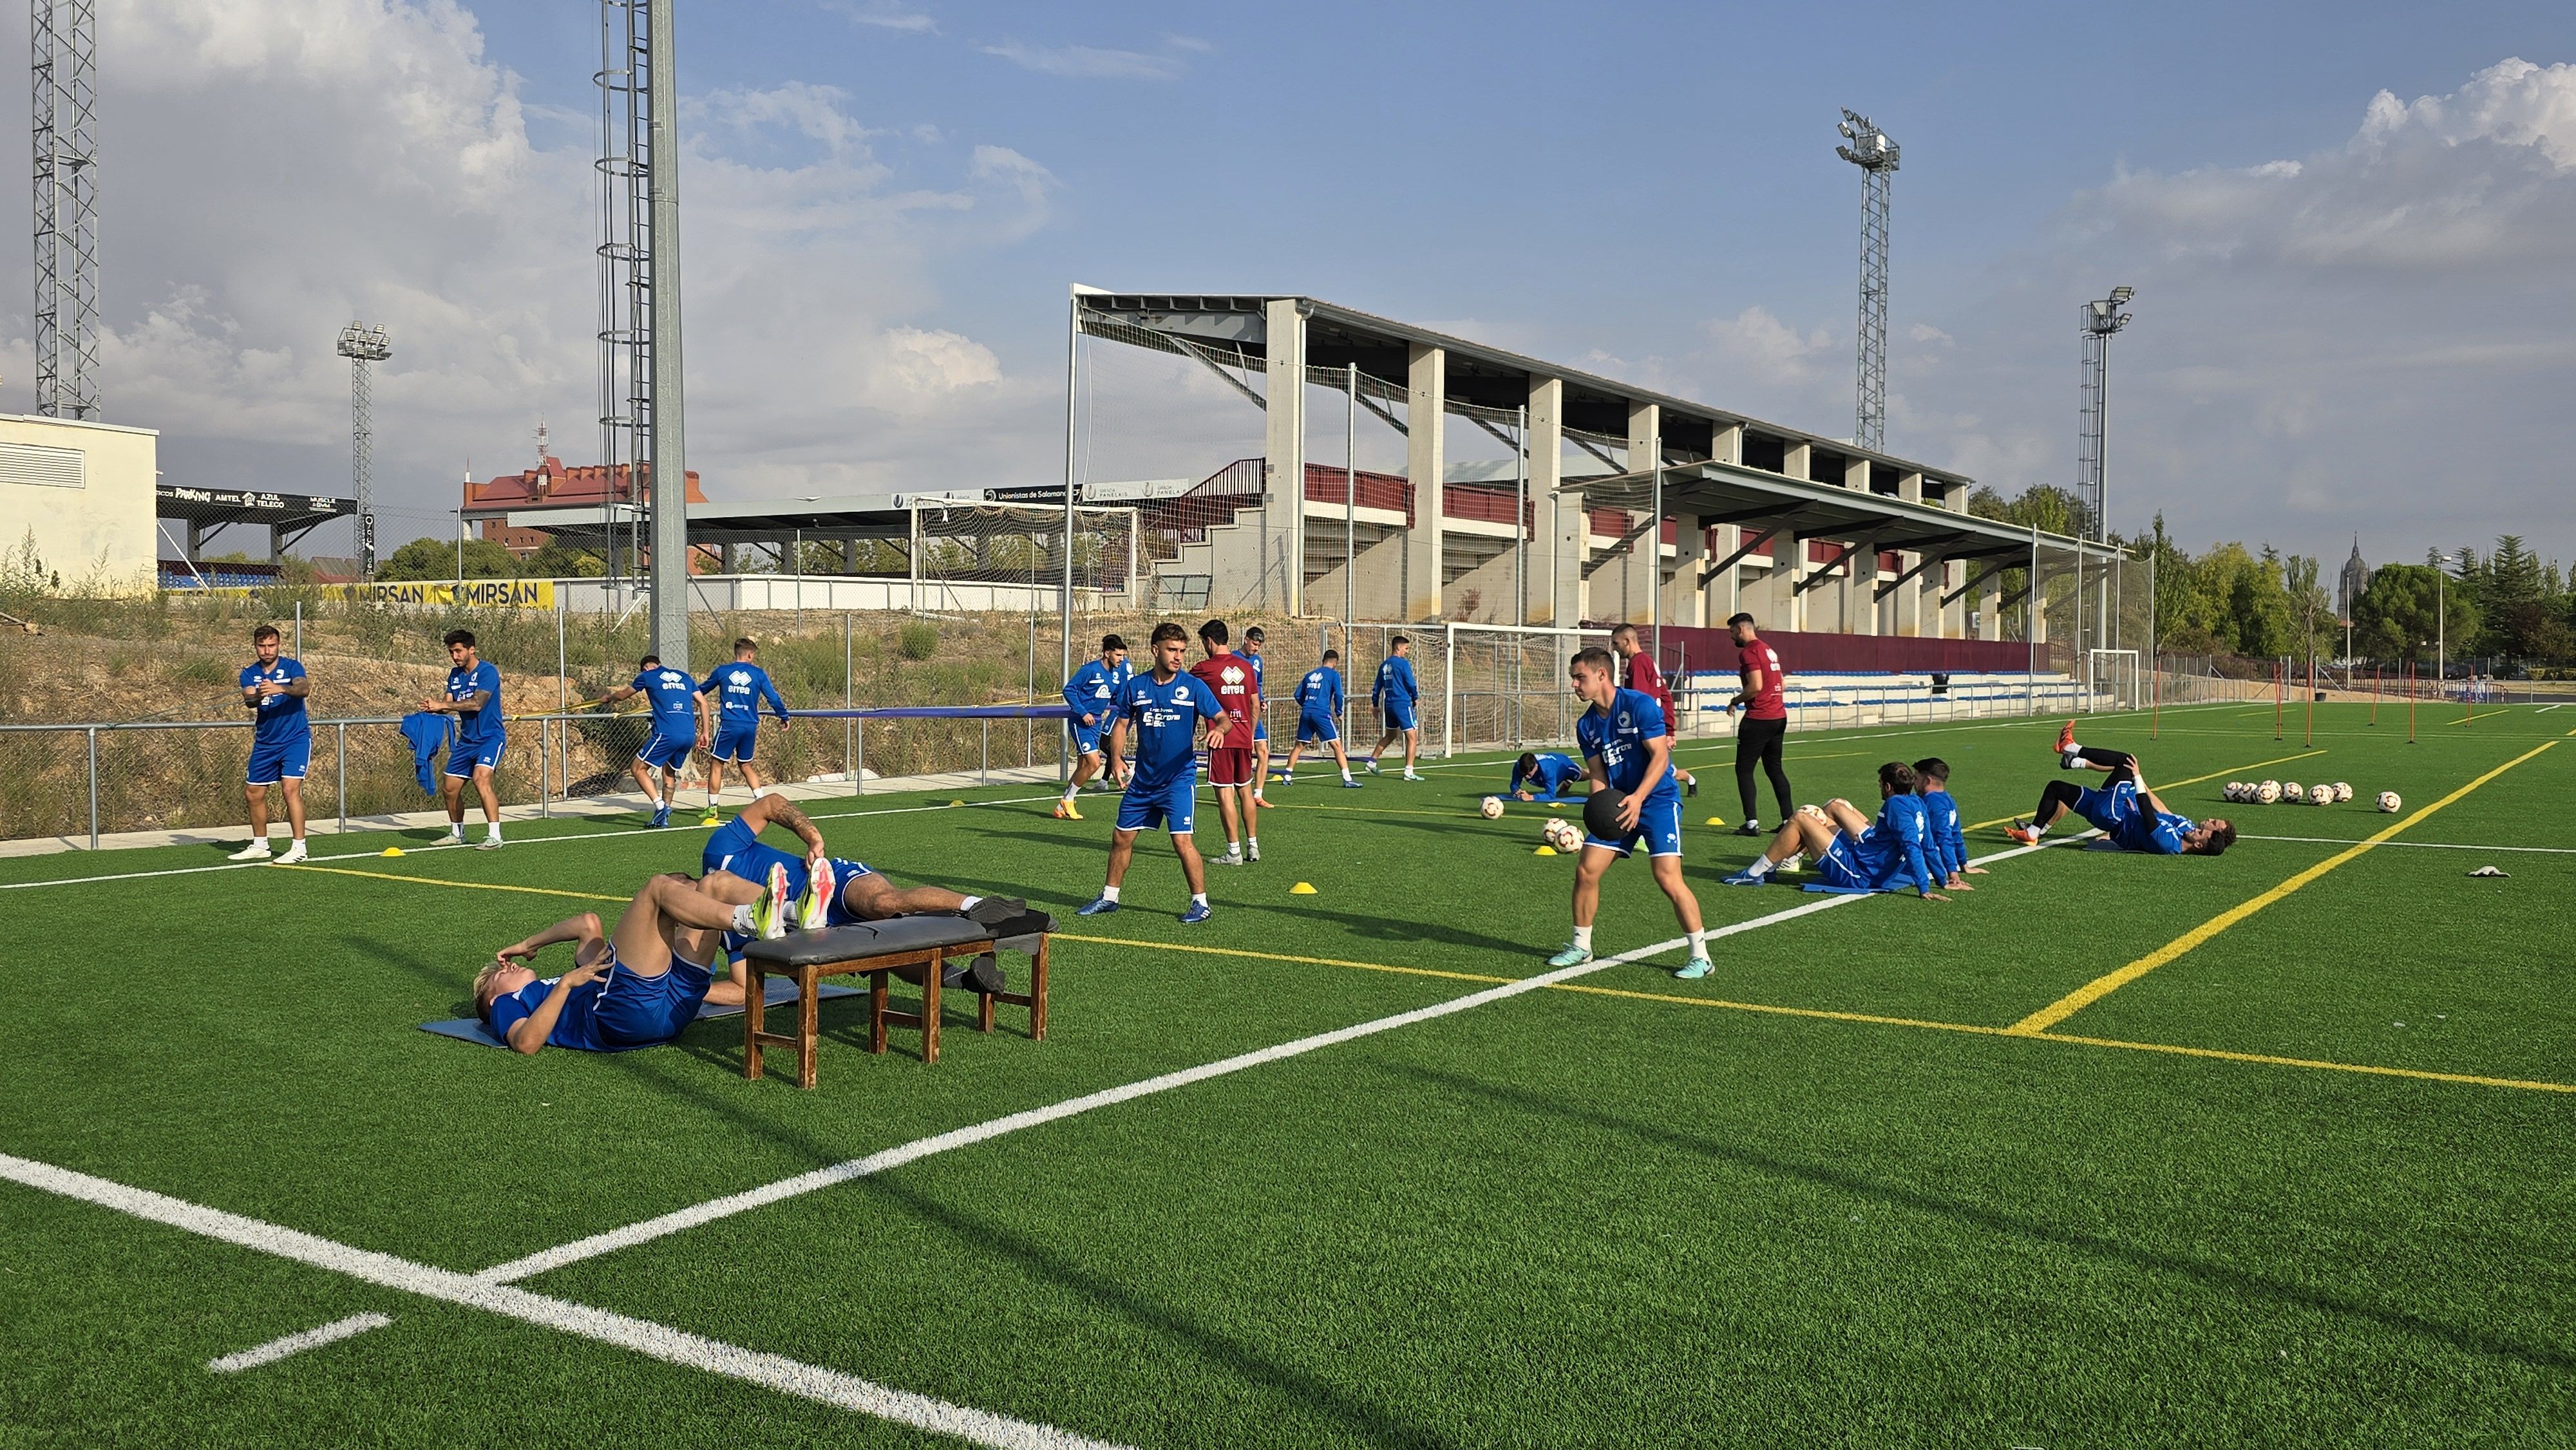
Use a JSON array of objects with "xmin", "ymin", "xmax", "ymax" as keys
[{"xmin": 460, "ymin": 457, "xmax": 705, "ymax": 517}]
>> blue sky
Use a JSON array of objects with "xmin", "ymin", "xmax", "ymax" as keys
[{"xmin": 23, "ymin": 1, "xmax": 2576, "ymax": 567}]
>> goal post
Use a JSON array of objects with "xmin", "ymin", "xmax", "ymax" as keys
[
  {"xmin": 2085, "ymin": 648, "xmax": 2141, "ymax": 713},
  {"xmin": 1437, "ymin": 621, "xmax": 1615, "ymax": 758}
]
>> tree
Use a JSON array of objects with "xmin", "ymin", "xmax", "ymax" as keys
[
  {"xmin": 376, "ymin": 536, "xmax": 518, "ymax": 581},
  {"xmin": 520, "ymin": 540, "xmax": 607, "ymax": 578},
  {"xmin": 2353, "ymin": 563, "xmax": 2474, "ymax": 665}
]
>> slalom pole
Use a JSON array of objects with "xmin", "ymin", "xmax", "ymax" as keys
[
  {"xmin": 2305, "ymin": 651, "xmax": 2316, "ymax": 747},
  {"xmin": 2150, "ymin": 657, "xmax": 2161, "ymax": 739},
  {"xmin": 2273, "ymin": 660, "xmax": 2284, "ymax": 740},
  {"xmin": 2371, "ymin": 666, "xmax": 2380, "ymax": 726},
  {"xmin": 2463, "ymin": 672, "xmax": 2474, "ymax": 728},
  {"xmin": 2407, "ymin": 662, "xmax": 2417, "ymax": 743}
]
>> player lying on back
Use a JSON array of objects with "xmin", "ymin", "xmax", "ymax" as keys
[
  {"xmin": 1912, "ymin": 756, "xmax": 1982, "ymax": 891},
  {"xmin": 1279, "ymin": 650, "xmax": 1361, "ymax": 787},
  {"xmin": 1721, "ymin": 762, "xmax": 1949, "ymax": 900},
  {"xmin": 2003, "ymin": 722, "xmax": 2235, "ymax": 856},
  {"xmin": 1509, "ymin": 751, "xmax": 1586, "ymax": 800},
  {"xmin": 1548, "ymin": 646, "xmax": 1712, "ymax": 980}
]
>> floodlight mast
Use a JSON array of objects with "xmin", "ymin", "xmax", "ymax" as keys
[
  {"xmin": 1835, "ymin": 109, "xmax": 1898, "ymax": 453},
  {"xmin": 32, "ymin": 0, "xmax": 99, "ymax": 420},
  {"xmin": 336, "ymin": 323, "xmax": 392, "ymax": 578},
  {"xmin": 2078, "ymin": 287, "xmax": 2134, "ymax": 541}
]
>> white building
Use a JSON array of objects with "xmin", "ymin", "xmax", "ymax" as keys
[{"xmin": 0, "ymin": 413, "xmax": 158, "ymax": 591}]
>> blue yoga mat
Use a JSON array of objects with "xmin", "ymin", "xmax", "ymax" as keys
[{"xmin": 421, "ymin": 975, "xmax": 862, "ymax": 1051}]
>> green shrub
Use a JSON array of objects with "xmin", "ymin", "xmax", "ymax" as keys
[{"xmin": 896, "ymin": 621, "xmax": 939, "ymax": 662}]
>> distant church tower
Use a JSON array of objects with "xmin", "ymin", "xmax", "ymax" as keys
[{"xmin": 2336, "ymin": 538, "xmax": 2371, "ymax": 623}]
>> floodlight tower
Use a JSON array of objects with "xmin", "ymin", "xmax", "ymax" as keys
[
  {"xmin": 336, "ymin": 323, "xmax": 392, "ymax": 578},
  {"xmin": 32, "ymin": 0, "xmax": 100, "ymax": 419},
  {"xmin": 2078, "ymin": 287, "xmax": 2134, "ymax": 540},
  {"xmin": 1835, "ymin": 109, "xmax": 1898, "ymax": 453}
]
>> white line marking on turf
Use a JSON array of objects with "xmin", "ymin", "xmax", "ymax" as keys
[
  {"xmin": 208, "ymin": 1312, "xmax": 394, "ymax": 1372},
  {"xmin": 0, "ymin": 1154, "xmax": 1129, "ymax": 1450},
  {"xmin": 2240, "ymin": 834, "xmax": 2576, "ymax": 856}
]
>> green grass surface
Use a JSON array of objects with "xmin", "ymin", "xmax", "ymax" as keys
[{"xmin": 3, "ymin": 701, "xmax": 2572, "ymax": 1446}]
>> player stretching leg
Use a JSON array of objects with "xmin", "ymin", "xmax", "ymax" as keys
[
  {"xmin": 2003, "ymin": 725, "xmax": 2237, "ymax": 856},
  {"xmin": 698, "ymin": 638, "xmax": 791, "ymax": 811},
  {"xmin": 1551, "ymin": 646, "xmax": 1712, "ymax": 980},
  {"xmin": 601, "ymin": 653, "xmax": 701, "ymax": 828},
  {"xmin": 232, "ymin": 623, "xmax": 312, "ymax": 863},
  {"xmin": 1080, "ymin": 622, "xmax": 1233, "ymax": 923},
  {"xmin": 1364, "ymin": 635, "xmax": 1423, "ymax": 780},
  {"xmin": 1723, "ymin": 762, "xmax": 1949, "ymax": 902},
  {"xmin": 424, "ymin": 629, "xmax": 507, "ymax": 849},
  {"xmin": 1057, "ymin": 634, "xmax": 1129, "ymax": 820},
  {"xmin": 1191, "ymin": 619, "xmax": 1262, "ymax": 863},
  {"xmin": 1280, "ymin": 650, "xmax": 1360, "ymax": 787}
]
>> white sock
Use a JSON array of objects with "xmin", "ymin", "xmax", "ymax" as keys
[
  {"xmin": 958, "ymin": 895, "xmax": 982, "ymax": 911},
  {"xmin": 1191, "ymin": 892, "xmax": 1208, "ymax": 909},
  {"xmin": 1572, "ymin": 925, "xmax": 1594, "ymax": 950},
  {"xmin": 1246, "ymin": 836, "xmax": 1258, "ymax": 851},
  {"xmin": 1340, "ymin": 769, "xmax": 1352, "ymax": 781},
  {"xmin": 1744, "ymin": 818, "xmax": 1759, "ymax": 831},
  {"xmin": 1100, "ymin": 884, "xmax": 1120, "ymax": 903},
  {"xmin": 486, "ymin": 827, "xmax": 503, "ymax": 841},
  {"xmin": 730, "ymin": 903, "xmax": 758, "ymax": 933},
  {"xmin": 1687, "ymin": 929, "xmax": 1707, "ymax": 957},
  {"xmin": 1745, "ymin": 856, "xmax": 1775, "ymax": 877},
  {"xmin": 2028, "ymin": 822, "xmax": 2049, "ymax": 838},
  {"xmin": 1062, "ymin": 787, "xmax": 1076, "ymax": 801}
]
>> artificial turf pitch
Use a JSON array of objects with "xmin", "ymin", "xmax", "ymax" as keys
[{"xmin": 2, "ymin": 701, "xmax": 2571, "ymax": 1447}]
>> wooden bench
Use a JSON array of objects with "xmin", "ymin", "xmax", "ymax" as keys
[{"xmin": 738, "ymin": 915, "xmax": 1052, "ymax": 1087}]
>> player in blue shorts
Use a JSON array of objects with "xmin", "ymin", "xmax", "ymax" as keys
[
  {"xmin": 2004, "ymin": 725, "xmax": 2235, "ymax": 855},
  {"xmin": 1913, "ymin": 757, "xmax": 1982, "ymax": 890},
  {"xmin": 1552, "ymin": 646, "xmax": 1711, "ymax": 979},
  {"xmin": 422, "ymin": 629, "xmax": 506, "ymax": 849},
  {"xmin": 1280, "ymin": 649, "xmax": 1359, "ymax": 786},
  {"xmin": 1242, "ymin": 625, "xmax": 1274, "ymax": 805},
  {"xmin": 1722, "ymin": 762, "xmax": 1951, "ymax": 900},
  {"xmin": 1509, "ymin": 751, "xmax": 1586, "ymax": 801},
  {"xmin": 1079, "ymin": 621, "xmax": 1235, "ymax": 924},
  {"xmin": 472, "ymin": 861, "xmax": 797, "ymax": 1055},
  {"xmin": 1057, "ymin": 634, "xmax": 1130, "ymax": 819},
  {"xmin": 231, "ymin": 623, "xmax": 312, "ymax": 863},
  {"xmin": 1364, "ymin": 636, "xmax": 1424, "ymax": 780},
  {"xmin": 697, "ymin": 637, "xmax": 791, "ymax": 811},
  {"xmin": 602, "ymin": 653, "xmax": 702, "ymax": 828}
]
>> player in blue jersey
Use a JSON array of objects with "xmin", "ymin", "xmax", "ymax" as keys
[
  {"xmin": 1509, "ymin": 751, "xmax": 1586, "ymax": 801},
  {"xmin": 1242, "ymin": 625, "xmax": 1274, "ymax": 805},
  {"xmin": 1913, "ymin": 757, "xmax": 1982, "ymax": 890},
  {"xmin": 231, "ymin": 623, "xmax": 313, "ymax": 863},
  {"xmin": 472, "ymin": 860, "xmax": 796, "ymax": 1055},
  {"xmin": 601, "ymin": 654, "xmax": 702, "ymax": 828},
  {"xmin": 1279, "ymin": 650, "xmax": 1360, "ymax": 787},
  {"xmin": 1057, "ymin": 634, "xmax": 1130, "ymax": 819},
  {"xmin": 1079, "ymin": 622, "xmax": 1235, "ymax": 924},
  {"xmin": 697, "ymin": 637, "xmax": 791, "ymax": 811},
  {"xmin": 2004, "ymin": 725, "xmax": 2235, "ymax": 855},
  {"xmin": 1552, "ymin": 646, "xmax": 1711, "ymax": 979},
  {"xmin": 1722, "ymin": 762, "xmax": 1952, "ymax": 899},
  {"xmin": 422, "ymin": 629, "xmax": 506, "ymax": 849},
  {"xmin": 1363, "ymin": 636, "xmax": 1424, "ymax": 781}
]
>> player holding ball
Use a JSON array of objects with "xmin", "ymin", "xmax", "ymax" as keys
[{"xmin": 1549, "ymin": 646, "xmax": 1712, "ymax": 980}]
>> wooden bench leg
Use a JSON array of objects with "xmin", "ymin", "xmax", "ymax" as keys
[
  {"xmin": 1030, "ymin": 936, "xmax": 1048, "ymax": 1041},
  {"xmin": 797, "ymin": 963, "xmax": 820, "ymax": 1090},
  {"xmin": 744, "ymin": 963, "xmax": 766, "ymax": 1080},
  {"xmin": 922, "ymin": 948, "xmax": 942, "ymax": 1066},
  {"xmin": 869, "ymin": 969, "xmax": 890, "ymax": 1054}
]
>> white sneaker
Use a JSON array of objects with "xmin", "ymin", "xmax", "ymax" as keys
[
  {"xmin": 274, "ymin": 840, "xmax": 308, "ymax": 865},
  {"xmin": 1402, "ymin": 771, "xmax": 1425, "ymax": 782},
  {"xmin": 799, "ymin": 858, "xmax": 837, "ymax": 930},
  {"xmin": 1247, "ymin": 840, "xmax": 1262, "ymax": 862},
  {"xmin": 476, "ymin": 833, "xmax": 504, "ymax": 851},
  {"xmin": 228, "ymin": 840, "xmax": 272, "ymax": 862},
  {"xmin": 435, "ymin": 829, "xmax": 466, "ymax": 847}
]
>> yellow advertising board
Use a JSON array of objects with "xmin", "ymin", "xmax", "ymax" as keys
[{"xmin": 347, "ymin": 579, "xmax": 556, "ymax": 608}]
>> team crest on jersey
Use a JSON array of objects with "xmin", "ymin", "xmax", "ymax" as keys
[
  {"xmin": 1221, "ymin": 665, "xmax": 1244, "ymax": 686},
  {"xmin": 1616, "ymin": 711, "xmax": 1631, "ymax": 730}
]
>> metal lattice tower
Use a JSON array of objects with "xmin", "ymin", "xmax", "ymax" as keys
[
  {"xmin": 2077, "ymin": 287, "xmax": 2134, "ymax": 540},
  {"xmin": 336, "ymin": 323, "xmax": 392, "ymax": 578},
  {"xmin": 32, "ymin": 0, "xmax": 99, "ymax": 419},
  {"xmin": 596, "ymin": 0, "xmax": 652, "ymax": 583},
  {"xmin": 1835, "ymin": 109, "xmax": 1897, "ymax": 453}
]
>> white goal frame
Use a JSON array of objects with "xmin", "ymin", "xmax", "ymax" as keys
[{"xmin": 2085, "ymin": 648, "xmax": 2142, "ymax": 713}]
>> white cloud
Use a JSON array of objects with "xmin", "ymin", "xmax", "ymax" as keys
[
  {"xmin": 980, "ymin": 40, "xmax": 1187, "ymax": 81},
  {"xmin": 836, "ymin": 4, "xmax": 936, "ymax": 34},
  {"xmin": 1704, "ymin": 306, "xmax": 1835, "ymax": 384}
]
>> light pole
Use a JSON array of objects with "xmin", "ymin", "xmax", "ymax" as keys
[
  {"xmin": 2078, "ymin": 288, "xmax": 2132, "ymax": 657},
  {"xmin": 2435, "ymin": 549, "xmax": 2470, "ymax": 695},
  {"xmin": 337, "ymin": 323, "xmax": 392, "ymax": 577},
  {"xmin": 1835, "ymin": 109, "xmax": 1898, "ymax": 453}
]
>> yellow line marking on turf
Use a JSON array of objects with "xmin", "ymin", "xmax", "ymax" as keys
[
  {"xmin": 1967, "ymin": 748, "xmax": 2326, "ymax": 830},
  {"xmin": 1549, "ymin": 982, "xmax": 2012, "ymax": 1037},
  {"xmin": 2027, "ymin": 1032, "xmax": 2576, "ymax": 1094},
  {"xmin": 276, "ymin": 863, "xmax": 623, "ymax": 903},
  {"xmin": 2005, "ymin": 739, "xmax": 2561, "ymax": 1036},
  {"xmin": 1264, "ymin": 803, "xmax": 1495, "ymax": 820},
  {"xmin": 1052, "ymin": 932, "xmax": 1512, "ymax": 986}
]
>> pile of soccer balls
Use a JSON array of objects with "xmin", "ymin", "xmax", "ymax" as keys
[
  {"xmin": 2221, "ymin": 778, "xmax": 2400, "ymax": 813},
  {"xmin": 1540, "ymin": 817, "xmax": 1584, "ymax": 853}
]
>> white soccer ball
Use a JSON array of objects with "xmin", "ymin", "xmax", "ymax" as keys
[
  {"xmin": 1798, "ymin": 802, "xmax": 1828, "ymax": 820},
  {"xmin": 1542, "ymin": 818, "xmax": 1582, "ymax": 852},
  {"xmin": 2334, "ymin": 782, "xmax": 2354, "ymax": 802},
  {"xmin": 1480, "ymin": 795, "xmax": 1506, "ymax": 820},
  {"xmin": 2377, "ymin": 790, "xmax": 2401, "ymax": 814},
  {"xmin": 2280, "ymin": 782, "xmax": 2302, "ymax": 805},
  {"xmin": 2224, "ymin": 782, "xmax": 2245, "ymax": 801},
  {"xmin": 2307, "ymin": 784, "xmax": 2334, "ymax": 806},
  {"xmin": 2256, "ymin": 780, "xmax": 2282, "ymax": 805}
]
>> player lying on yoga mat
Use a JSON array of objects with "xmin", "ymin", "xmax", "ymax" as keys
[
  {"xmin": 1721, "ymin": 761, "xmax": 1948, "ymax": 900},
  {"xmin": 2003, "ymin": 722, "xmax": 2235, "ymax": 856},
  {"xmin": 473, "ymin": 863, "xmax": 797, "ymax": 1055}
]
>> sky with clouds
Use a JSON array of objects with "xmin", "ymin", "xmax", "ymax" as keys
[{"xmin": 6, "ymin": 0, "xmax": 2573, "ymax": 567}]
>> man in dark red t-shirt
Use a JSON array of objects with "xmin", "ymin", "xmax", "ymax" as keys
[
  {"xmin": 1725, "ymin": 612, "xmax": 1794, "ymax": 836},
  {"xmin": 1611, "ymin": 623, "xmax": 1696, "ymax": 797},
  {"xmin": 1190, "ymin": 619, "xmax": 1262, "ymax": 864}
]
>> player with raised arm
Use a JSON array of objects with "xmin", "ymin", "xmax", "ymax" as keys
[
  {"xmin": 697, "ymin": 637, "xmax": 790, "ymax": 810},
  {"xmin": 1549, "ymin": 646, "xmax": 1712, "ymax": 980},
  {"xmin": 1721, "ymin": 762, "xmax": 1950, "ymax": 901},
  {"xmin": 1724, "ymin": 612, "xmax": 1793, "ymax": 837},
  {"xmin": 1913, "ymin": 757, "xmax": 1982, "ymax": 890},
  {"xmin": 1190, "ymin": 619, "xmax": 1262, "ymax": 864},
  {"xmin": 2003, "ymin": 723, "xmax": 2237, "ymax": 855},
  {"xmin": 1057, "ymin": 634, "xmax": 1130, "ymax": 819},
  {"xmin": 1509, "ymin": 751, "xmax": 1586, "ymax": 800},
  {"xmin": 1611, "ymin": 624, "xmax": 1696, "ymax": 798},
  {"xmin": 422, "ymin": 629, "xmax": 506, "ymax": 849},
  {"xmin": 231, "ymin": 623, "xmax": 312, "ymax": 863},
  {"xmin": 1242, "ymin": 625, "xmax": 1274, "ymax": 805},
  {"xmin": 1080, "ymin": 622, "xmax": 1233, "ymax": 924},
  {"xmin": 1363, "ymin": 636, "xmax": 1424, "ymax": 780},
  {"xmin": 1280, "ymin": 649, "xmax": 1360, "ymax": 787},
  {"xmin": 600, "ymin": 653, "xmax": 700, "ymax": 829}
]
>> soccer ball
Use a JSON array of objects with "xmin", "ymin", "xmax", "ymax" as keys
[
  {"xmin": 2333, "ymin": 782, "xmax": 2354, "ymax": 802},
  {"xmin": 1798, "ymin": 802, "xmax": 1828, "ymax": 820},
  {"xmin": 2224, "ymin": 782, "xmax": 2244, "ymax": 802},
  {"xmin": 2307, "ymin": 784, "xmax": 2334, "ymax": 806},
  {"xmin": 1479, "ymin": 795, "xmax": 1506, "ymax": 820},
  {"xmin": 2256, "ymin": 780, "xmax": 2282, "ymax": 805},
  {"xmin": 2280, "ymin": 782, "xmax": 2302, "ymax": 805},
  {"xmin": 2377, "ymin": 790, "xmax": 2401, "ymax": 813},
  {"xmin": 1542, "ymin": 818, "xmax": 1582, "ymax": 852}
]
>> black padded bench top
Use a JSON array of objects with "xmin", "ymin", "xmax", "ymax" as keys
[{"xmin": 742, "ymin": 915, "xmax": 995, "ymax": 968}]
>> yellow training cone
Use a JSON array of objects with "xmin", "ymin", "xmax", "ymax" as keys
[
  {"xmin": 1289, "ymin": 881, "xmax": 1317, "ymax": 895},
  {"xmin": 1548, "ymin": 802, "xmax": 1562, "ymax": 809},
  {"xmin": 1703, "ymin": 816, "xmax": 1728, "ymax": 827},
  {"xmin": 380, "ymin": 847, "xmax": 404, "ymax": 857},
  {"xmin": 949, "ymin": 799, "xmax": 966, "ymax": 807},
  {"xmin": 1534, "ymin": 844, "xmax": 1557, "ymax": 856},
  {"xmin": 701, "ymin": 815, "xmax": 721, "ymax": 827}
]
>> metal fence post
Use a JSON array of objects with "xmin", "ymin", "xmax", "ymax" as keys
[
  {"xmin": 855, "ymin": 718, "xmax": 865, "ymax": 798},
  {"xmin": 336, "ymin": 723, "xmax": 348, "ymax": 831},
  {"xmin": 86, "ymin": 727, "xmax": 99, "ymax": 850},
  {"xmin": 540, "ymin": 718, "xmax": 552, "ymax": 819},
  {"xmin": 981, "ymin": 719, "xmax": 991, "ymax": 786},
  {"xmin": 557, "ymin": 594, "xmax": 569, "ymax": 711},
  {"xmin": 1442, "ymin": 623, "xmax": 1456, "ymax": 760},
  {"xmin": 293, "ymin": 601, "xmax": 302, "ymax": 658}
]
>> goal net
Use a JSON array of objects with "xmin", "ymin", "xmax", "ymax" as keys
[{"xmin": 2085, "ymin": 648, "xmax": 2143, "ymax": 713}]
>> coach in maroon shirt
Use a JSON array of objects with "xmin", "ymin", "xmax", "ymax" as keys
[{"xmin": 1725, "ymin": 612, "xmax": 1794, "ymax": 836}]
